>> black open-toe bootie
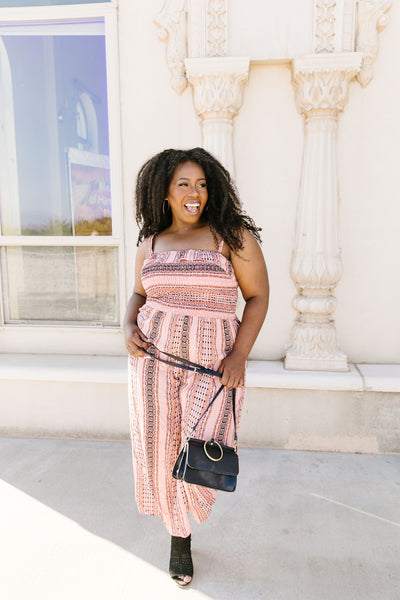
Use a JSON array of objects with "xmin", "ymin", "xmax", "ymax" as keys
[{"xmin": 169, "ymin": 534, "xmax": 194, "ymax": 587}]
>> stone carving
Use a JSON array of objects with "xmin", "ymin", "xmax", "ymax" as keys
[
  {"xmin": 185, "ymin": 57, "xmax": 249, "ymax": 175},
  {"xmin": 342, "ymin": 0, "xmax": 357, "ymax": 52},
  {"xmin": 154, "ymin": 0, "xmax": 188, "ymax": 95},
  {"xmin": 314, "ymin": 0, "xmax": 337, "ymax": 53},
  {"xmin": 356, "ymin": 0, "xmax": 392, "ymax": 87},
  {"xmin": 285, "ymin": 53, "xmax": 362, "ymax": 371},
  {"xmin": 188, "ymin": 0, "xmax": 207, "ymax": 58},
  {"xmin": 294, "ymin": 68, "xmax": 358, "ymax": 116},
  {"xmin": 207, "ymin": 0, "xmax": 228, "ymax": 57},
  {"xmin": 188, "ymin": 69, "xmax": 248, "ymax": 117}
]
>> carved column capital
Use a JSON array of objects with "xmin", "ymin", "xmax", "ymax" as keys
[
  {"xmin": 292, "ymin": 53, "xmax": 363, "ymax": 117},
  {"xmin": 185, "ymin": 57, "xmax": 249, "ymax": 118},
  {"xmin": 356, "ymin": 0, "xmax": 392, "ymax": 87},
  {"xmin": 185, "ymin": 57, "xmax": 249, "ymax": 173},
  {"xmin": 154, "ymin": 0, "xmax": 188, "ymax": 96}
]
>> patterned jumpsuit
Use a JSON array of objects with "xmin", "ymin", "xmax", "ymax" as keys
[{"xmin": 128, "ymin": 235, "xmax": 244, "ymax": 537}]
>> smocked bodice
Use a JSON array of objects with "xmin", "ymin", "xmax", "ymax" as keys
[{"xmin": 141, "ymin": 244, "xmax": 238, "ymax": 319}]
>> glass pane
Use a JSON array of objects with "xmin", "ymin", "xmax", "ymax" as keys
[
  {"xmin": 3, "ymin": 246, "xmax": 119, "ymax": 325},
  {"xmin": 0, "ymin": 21, "xmax": 112, "ymax": 236},
  {"xmin": 0, "ymin": 2, "xmax": 108, "ymax": 7}
]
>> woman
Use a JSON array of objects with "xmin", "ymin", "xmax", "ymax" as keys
[{"xmin": 124, "ymin": 147, "xmax": 269, "ymax": 587}]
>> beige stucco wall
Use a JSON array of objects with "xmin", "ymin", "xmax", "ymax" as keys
[
  {"xmin": 337, "ymin": 7, "xmax": 400, "ymax": 364},
  {"xmin": 118, "ymin": 1, "xmax": 399, "ymax": 365},
  {"xmin": 1, "ymin": 2, "xmax": 399, "ymax": 449},
  {"xmin": 228, "ymin": 0, "xmax": 315, "ymax": 58}
]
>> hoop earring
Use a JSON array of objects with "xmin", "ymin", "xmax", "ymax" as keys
[{"xmin": 162, "ymin": 199, "xmax": 169, "ymax": 216}]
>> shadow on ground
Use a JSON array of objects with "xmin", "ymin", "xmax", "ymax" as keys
[{"xmin": 0, "ymin": 438, "xmax": 399, "ymax": 600}]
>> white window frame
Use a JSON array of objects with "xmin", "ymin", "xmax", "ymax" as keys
[{"xmin": 0, "ymin": 1, "xmax": 126, "ymax": 355}]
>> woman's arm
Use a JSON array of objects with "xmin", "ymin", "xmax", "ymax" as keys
[
  {"xmin": 123, "ymin": 242, "xmax": 150, "ymax": 357},
  {"xmin": 219, "ymin": 229, "xmax": 270, "ymax": 388}
]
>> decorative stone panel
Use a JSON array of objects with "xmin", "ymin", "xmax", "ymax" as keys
[
  {"xmin": 314, "ymin": 0, "xmax": 337, "ymax": 53},
  {"xmin": 206, "ymin": 0, "xmax": 228, "ymax": 57},
  {"xmin": 314, "ymin": 0, "xmax": 358, "ymax": 53}
]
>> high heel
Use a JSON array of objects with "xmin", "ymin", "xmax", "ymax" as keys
[{"xmin": 169, "ymin": 534, "xmax": 193, "ymax": 587}]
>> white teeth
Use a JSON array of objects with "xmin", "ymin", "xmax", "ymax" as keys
[{"xmin": 185, "ymin": 203, "xmax": 200, "ymax": 213}]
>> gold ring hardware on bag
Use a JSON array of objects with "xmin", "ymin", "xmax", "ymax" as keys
[{"xmin": 203, "ymin": 440, "xmax": 223, "ymax": 462}]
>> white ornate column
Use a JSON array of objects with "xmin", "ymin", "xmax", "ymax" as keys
[
  {"xmin": 155, "ymin": 1, "xmax": 246, "ymax": 176},
  {"xmin": 184, "ymin": 57, "xmax": 249, "ymax": 175},
  {"xmin": 285, "ymin": 52, "xmax": 362, "ymax": 372}
]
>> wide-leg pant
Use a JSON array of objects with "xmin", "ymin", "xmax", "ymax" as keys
[{"xmin": 128, "ymin": 307, "xmax": 244, "ymax": 537}]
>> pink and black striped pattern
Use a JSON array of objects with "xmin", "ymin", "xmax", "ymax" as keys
[{"xmin": 128, "ymin": 235, "xmax": 244, "ymax": 536}]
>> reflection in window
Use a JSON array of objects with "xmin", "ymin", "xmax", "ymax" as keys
[
  {"xmin": 0, "ymin": 1, "xmax": 108, "ymax": 7},
  {"xmin": 0, "ymin": 22, "xmax": 111, "ymax": 236},
  {"xmin": 68, "ymin": 149, "xmax": 111, "ymax": 236},
  {"xmin": 3, "ymin": 246, "xmax": 119, "ymax": 324}
]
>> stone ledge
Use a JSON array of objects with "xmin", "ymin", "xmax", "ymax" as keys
[
  {"xmin": 0, "ymin": 354, "xmax": 127, "ymax": 385},
  {"xmin": 246, "ymin": 360, "xmax": 363, "ymax": 391},
  {"xmin": 0, "ymin": 354, "xmax": 399, "ymax": 392},
  {"xmin": 357, "ymin": 363, "xmax": 400, "ymax": 393}
]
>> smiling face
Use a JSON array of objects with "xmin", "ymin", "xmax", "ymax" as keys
[{"xmin": 166, "ymin": 161, "xmax": 208, "ymax": 227}]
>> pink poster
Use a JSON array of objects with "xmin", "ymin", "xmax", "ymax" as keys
[{"xmin": 68, "ymin": 150, "xmax": 112, "ymax": 236}]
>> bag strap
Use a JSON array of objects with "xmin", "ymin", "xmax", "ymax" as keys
[
  {"xmin": 189, "ymin": 386, "xmax": 237, "ymax": 446},
  {"xmin": 143, "ymin": 343, "xmax": 237, "ymax": 445},
  {"xmin": 143, "ymin": 344, "xmax": 222, "ymax": 378}
]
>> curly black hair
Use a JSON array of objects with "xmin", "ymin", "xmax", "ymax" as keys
[{"xmin": 134, "ymin": 147, "xmax": 261, "ymax": 250}]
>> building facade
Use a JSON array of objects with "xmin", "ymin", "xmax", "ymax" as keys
[{"xmin": 0, "ymin": 0, "xmax": 399, "ymax": 452}]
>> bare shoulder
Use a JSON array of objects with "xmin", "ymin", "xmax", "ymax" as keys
[
  {"xmin": 134, "ymin": 239, "xmax": 149, "ymax": 272},
  {"xmin": 230, "ymin": 229, "xmax": 268, "ymax": 300},
  {"xmin": 242, "ymin": 228, "xmax": 261, "ymax": 248},
  {"xmin": 231, "ymin": 228, "xmax": 263, "ymax": 262},
  {"xmin": 137, "ymin": 238, "xmax": 150, "ymax": 261},
  {"xmin": 134, "ymin": 240, "xmax": 149, "ymax": 295}
]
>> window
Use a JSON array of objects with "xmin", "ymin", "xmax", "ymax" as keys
[
  {"xmin": 0, "ymin": 4, "xmax": 123, "ymax": 331},
  {"xmin": 0, "ymin": 1, "xmax": 108, "ymax": 7}
]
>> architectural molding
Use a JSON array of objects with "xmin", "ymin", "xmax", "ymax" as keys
[
  {"xmin": 154, "ymin": 0, "xmax": 188, "ymax": 95},
  {"xmin": 206, "ymin": 0, "xmax": 228, "ymax": 57},
  {"xmin": 285, "ymin": 53, "xmax": 362, "ymax": 372},
  {"xmin": 314, "ymin": 0, "xmax": 358, "ymax": 54},
  {"xmin": 185, "ymin": 57, "xmax": 249, "ymax": 175},
  {"xmin": 293, "ymin": 53, "xmax": 362, "ymax": 115},
  {"xmin": 342, "ymin": 0, "xmax": 357, "ymax": 52},
  {"xmin": 356, "ymin": 0, "xmax": 392, "ymax": 87},
  {"xmin": 188, "ymin": 0, "xmax": 206, "ymax": 57},
  {"xmin": 314, "ymin": 0, "xmax": 337, "ymax": 53}
]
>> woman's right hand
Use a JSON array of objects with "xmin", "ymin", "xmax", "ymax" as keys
[{"xmin": 125, "ymin": 324, "xmax": 150, "ymax": 357}]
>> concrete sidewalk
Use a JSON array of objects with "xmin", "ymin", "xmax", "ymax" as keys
[{"xmin": 0, "ymin": 438, "xmax": 398, "ymax": 600}]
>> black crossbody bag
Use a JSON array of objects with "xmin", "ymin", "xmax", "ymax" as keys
[{"xmin": 143, "ymin": 344, "xmax": 239, "ymax": 492}]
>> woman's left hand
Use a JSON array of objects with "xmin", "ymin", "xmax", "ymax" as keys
[{"xmin": 219, "ymin": 351, "xmax": 246, "ymax": 388}]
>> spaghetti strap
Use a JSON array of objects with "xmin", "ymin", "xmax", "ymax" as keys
[{"xmin": 217, "ymin": 238, "xmax": 224, "ymax": 253}]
